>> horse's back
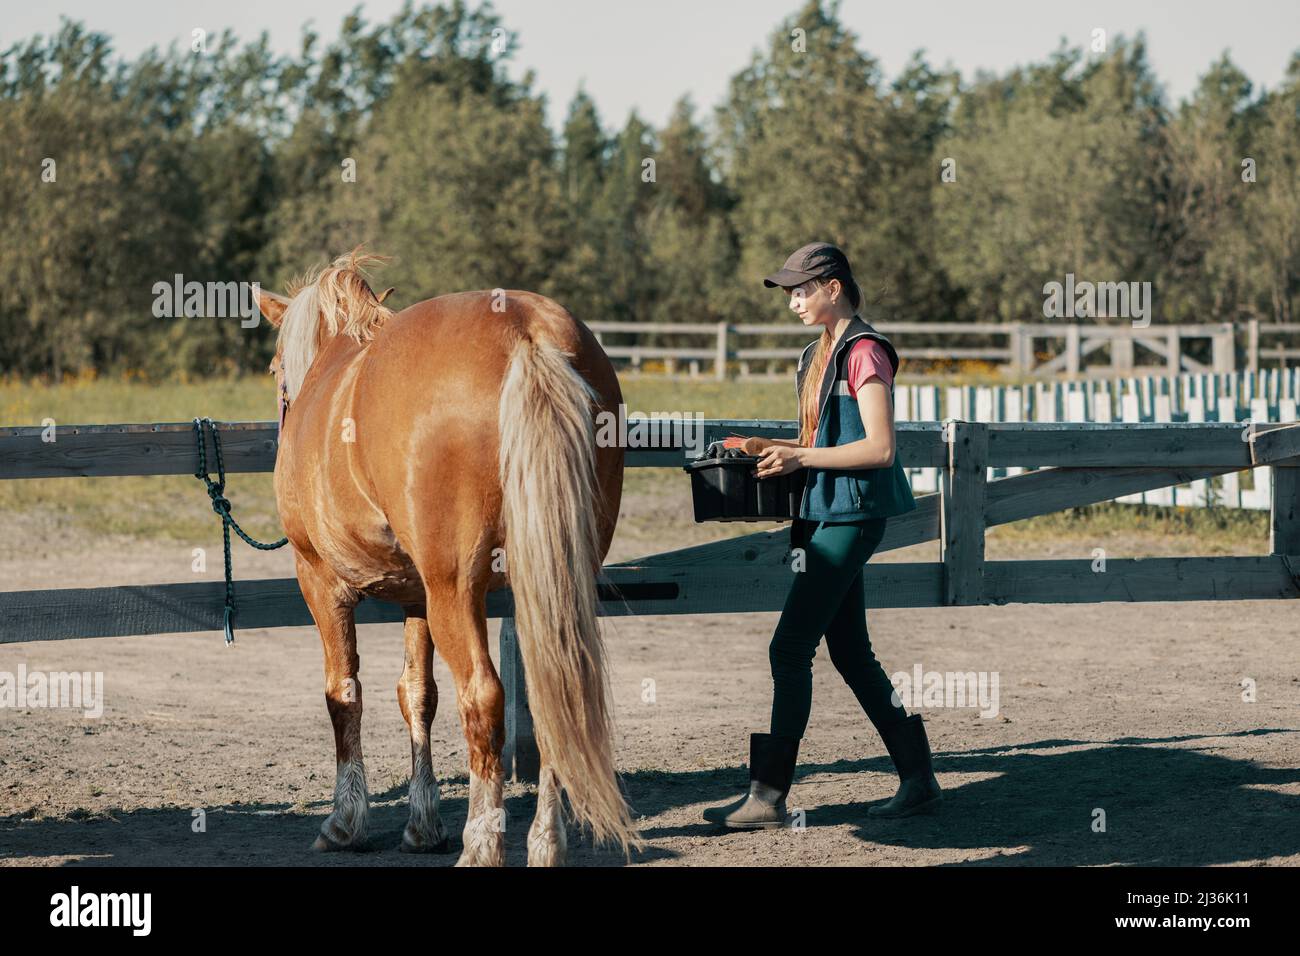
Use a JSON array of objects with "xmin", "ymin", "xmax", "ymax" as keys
[
  {"xmin": 342, "ymin": 290, "xmax": 622, "ymax": 589},
  {"xmin": 366, "ymin": 289, "xmax": 606, "ymax": 388},
  {"xmin": 352, "ymin": 289, "xmax": 612, "ymax": 458}
]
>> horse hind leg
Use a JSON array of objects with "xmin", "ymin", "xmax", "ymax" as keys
[
  {"xmin": 427, "ymin": 585, "xmax": 506, "ymax": 867},
  {"xmin": 458, "ymin": 755, "xmax": 505, "ymax": 867},
  {"xmin": 397, "ymin": 609, "xmax": 450, "ymax": 853},
  {"xmin": 297, "ymin": 556, "xmax": 370, "ymax": 851},
  {"xmin": 527, "ymin": 763, "xmax": 567, "ymax": 867}
]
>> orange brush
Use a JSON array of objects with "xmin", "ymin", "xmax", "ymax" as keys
[{"xmin": 721, "ymin": 435, "xmax": 775, "ymax": 455}]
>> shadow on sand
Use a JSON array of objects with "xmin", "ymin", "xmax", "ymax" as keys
[{"xmin": 3, "ymin": 729, "xmax": 1297, "ymax": 866}]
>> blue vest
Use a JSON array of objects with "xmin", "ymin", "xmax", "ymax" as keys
[{"xmin": 794, "ymin": 317, "xmax": 917, "ymax": 521}]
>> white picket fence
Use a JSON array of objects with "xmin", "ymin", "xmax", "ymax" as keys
[{"xmin": 896, "ymin": 368, "xmax": 1300, "ymax": 509}]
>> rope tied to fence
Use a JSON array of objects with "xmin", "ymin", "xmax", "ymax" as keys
[{"xmin": 192, "ymin": 418, "xmax": 289, "ymax": 645}]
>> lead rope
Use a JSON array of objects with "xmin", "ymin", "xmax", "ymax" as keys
[{"xmin": 193, "ymin": 417, "xmax": 289, "ymax": 645}]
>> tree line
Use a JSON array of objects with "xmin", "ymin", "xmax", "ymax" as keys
[{"xmin": 0, "ymin": 0, "xmax": 1296, "ymax": 378}]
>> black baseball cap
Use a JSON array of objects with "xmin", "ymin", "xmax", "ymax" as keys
[{"xmin": 763, "ymin": 242, "xmax": 854, "ymax": 289}]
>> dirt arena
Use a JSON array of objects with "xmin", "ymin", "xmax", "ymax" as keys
[{"xmin": 2, "ymin": 484, "xmax": 1298, "ymax": 867}]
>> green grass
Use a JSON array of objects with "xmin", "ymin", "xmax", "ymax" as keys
[
  {"xmin": 1, "ymin": 372, "xmax": 281, "ymax": 545},
  {"xmin": 0, "ymin": 373, "xmax": 1271, "ymax": 551},
  {"xmin": 989, "ymin": 501, "xmax": 1268, "ymax": 553},
  {"xmin": 0, "ymin": 370, "xmax": 276, "ymax": 425},
  {"xmin": 617, "ymin": 376, "xmax": 796, "ymax": 421}
]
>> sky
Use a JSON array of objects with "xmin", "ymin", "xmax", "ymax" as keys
[{"xmin": 5, "ymin": 1, "xmax": 1299, "ymax": 133}]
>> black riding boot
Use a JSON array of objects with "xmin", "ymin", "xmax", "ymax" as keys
[
  {"xmin": 868, "ymin": 714, "xmax": 942, "ymax": 818},
  {"xmin": 703, "ymin": 732, "xmax": 801, "ymax": 829}
]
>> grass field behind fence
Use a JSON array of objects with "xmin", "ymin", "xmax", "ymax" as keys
[{"xmin": 0, "ymin": 373, "xmax": 1269, "ymax": 552}]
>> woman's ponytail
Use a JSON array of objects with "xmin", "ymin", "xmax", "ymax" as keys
[{"xmin": 846, "ymin": 278, "xmax": 863, "ymax": 316}]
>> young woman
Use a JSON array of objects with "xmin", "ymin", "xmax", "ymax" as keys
[{"xmin": 702, "ymin": 242, "xmax": 942, "ymax": 829}]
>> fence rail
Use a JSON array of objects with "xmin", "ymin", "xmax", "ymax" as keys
[{"xmin": 590, "ymin": 319, "xmax": 1296, "ymax": 380}]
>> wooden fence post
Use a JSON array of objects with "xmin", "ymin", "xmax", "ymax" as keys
[
  {"xmin": 499, "ymin": 617, "xmax": 540, "ymax": 783},
  {"xmin": 1008, "ymin": 324, "xmax": 1025, "ymax": 375},
  {"xmin": 1066, "ymin": 325, "xmax": 1081, "ymax": 376},
  {"xmin": 1021, "ymin": 327, "xmax": 1037, "ymax": 375},
  {"xmin": 1248, "ymin": 319, "xmax": 1260, "ymax": 373},
  {"xmin": 1271, "ymin": 464, "xmax": 1300, "ymax": 557},
  {"xmin": 1167, "ymin": 328, "xmax": 1181, "ymax": 373},
  {"xmin": 1113, "ymin": 334, "xmax": 1134, "ymax": 373},
  {"xmin": 715, "ymin": 321, "xmax": 728, "ymax": 381},
  {"xmin": 941, "ymin": 421, "xmax": 988, "ymax": 605},
  {"xmin": 1213, "ymin": 323, "xmax": 1236, "ymax": 374}
]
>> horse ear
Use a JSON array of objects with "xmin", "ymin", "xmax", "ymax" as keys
[
  {"xmin": 256, "ymin": 288, "xmax": 290, "ymax": 327},
  {"xmin": 376, "ymin": 287, "xmax": 395, "ymax": 305}
]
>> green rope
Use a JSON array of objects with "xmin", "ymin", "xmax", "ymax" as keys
[{"xmin": 193, "ymin": 417, "xmax": 289, "ymax": 645}]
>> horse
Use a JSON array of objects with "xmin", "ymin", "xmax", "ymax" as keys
[{"xmin": 253, "ymin": 250, "xmax": 638, "ymax": 866}]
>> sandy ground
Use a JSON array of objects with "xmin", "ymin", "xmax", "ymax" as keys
[{"xmin": 2, "ymin": 485, "xmax": 1299, "ymax": 867}]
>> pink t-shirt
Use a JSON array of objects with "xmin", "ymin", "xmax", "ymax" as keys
[
  {"xmin": 844, "ymin": 338, "xmax": 894, "ymax": 396},
  {"xmin": 811, "ymin": 339, "xmax": 894, "ymax": 435}
]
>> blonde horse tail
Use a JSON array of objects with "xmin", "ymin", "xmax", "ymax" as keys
[{"xmin": 497, "ymin": 329, "xmax": 640, "ymax": 857}]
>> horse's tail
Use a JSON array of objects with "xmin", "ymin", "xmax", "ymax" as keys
[{"xmin": 496, "ymin": 328, "xmax": 640, "ymax": 857}]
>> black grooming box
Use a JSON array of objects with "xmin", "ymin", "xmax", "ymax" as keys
[{"xmin": 682, "ymin": 445, "xmax": 804, "ymax": 522}]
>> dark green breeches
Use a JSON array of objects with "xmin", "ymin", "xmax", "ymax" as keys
[{"xmin": 768, "ymin": 517, "xmax": 909, "ymax": 739}]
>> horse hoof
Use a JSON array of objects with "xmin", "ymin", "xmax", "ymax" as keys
[
  {"xmin": 312, "ymin": 830, "xmax": 364, "ymax": 852},
  {"xmin": 400, "ymin": 833, "xmax": 452, "ymax": 854}
]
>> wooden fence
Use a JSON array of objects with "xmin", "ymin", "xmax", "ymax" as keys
[
  {"xmin": 1247, "ymin": 321, "xmax": 1300, "ymax": 370},
  {"xmin": 590, "ymin": 319, "xmax": 1299, "ymax": 380},
  {"xmin": 2, "ymin": 416, "xmax": 1298, "ymax": 778},
  {"xmin": 897, "ymin": 368, "xmax": 1300, "ymax": 508}
]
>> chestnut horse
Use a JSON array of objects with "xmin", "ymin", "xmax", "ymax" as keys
[{"xmin": 253, "ymin": 251, "xmax": 638, "ymax": 866}]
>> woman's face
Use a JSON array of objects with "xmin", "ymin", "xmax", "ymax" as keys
[{"xmin": 783, "ymin": 278, "xmax": 841, "ymax": 328}]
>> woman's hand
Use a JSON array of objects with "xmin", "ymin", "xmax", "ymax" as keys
[{"xmin": 754, "ymin": 444, "xmax": 804, "ymax": 478}]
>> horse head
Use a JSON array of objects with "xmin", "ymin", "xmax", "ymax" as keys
[{"xmin": 253, "ymin": 249, "xmax": 396, "ymax": 421}]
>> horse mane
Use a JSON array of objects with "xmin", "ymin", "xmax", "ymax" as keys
[{"xmin": 278, "ymin": 248, "xmax": 394, "ymax": 400}]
